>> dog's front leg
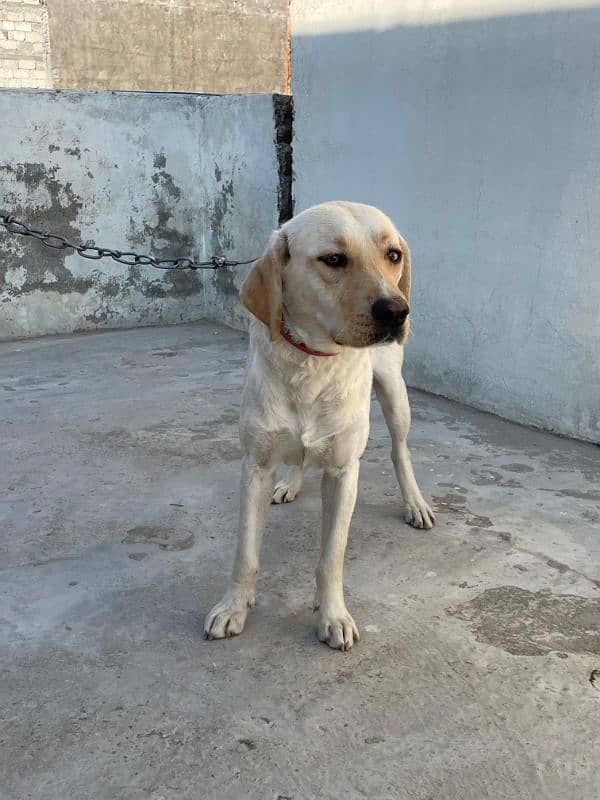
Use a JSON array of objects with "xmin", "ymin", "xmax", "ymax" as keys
[
  {"xmin": 315, "ymin": 460, "xmax": 361, "ymax": 651},
  {"xmin": 204, "ymin": 454, "xmax": 276, "ymax": 640},
  {"xmin": 373, "ymin": 350, "xmax": 435, "ymax": 530}
]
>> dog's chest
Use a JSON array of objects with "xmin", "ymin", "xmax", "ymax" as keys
[
  {"xmin": 243, "ymin": 329, "xmax": 373, "ymax": 461},
  {"xmin": 269, "ymin": 353, "xmax": 372, "ymax": 457}
]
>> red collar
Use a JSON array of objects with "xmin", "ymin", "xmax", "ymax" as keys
[{"xmin": 281, "ymin": 325, "xmax": 338, "ymax": 357}]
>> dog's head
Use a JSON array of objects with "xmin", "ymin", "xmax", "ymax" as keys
[{"xmin": 240, "ymin": 201, "xmax": 412, "ymax": 349}]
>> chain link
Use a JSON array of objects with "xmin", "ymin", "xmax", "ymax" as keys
[{"xmin": 0, "ymin": 214, "xmax": 258, "ymax": 271}]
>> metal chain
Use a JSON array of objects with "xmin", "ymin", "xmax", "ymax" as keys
[{"xmin": 0, "ymin": 214, "xmax": 258, "ymax": 270}]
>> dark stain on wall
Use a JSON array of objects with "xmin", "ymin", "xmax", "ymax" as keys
[
  {"xmin": 0, "ymin": 156, "xmax": 204, "ymax": 307},
  {"xmin": 209, "ymin": 167, "xmax": 238, "ymax": 300},
  {"xmin": 273, "ymin": 94, "xmax": 294, "ymax": 224},
  {"xmin": 208, "ymin": 172, "xmax": 234, "ymax": 254},
  {"xmin": 127, "ymin": 152, "xmax": 203, "ymax": 300},
  {"xmin": 151, "ymin": 152, "xmax": 182, "ymax": 201},
  {"xmin": 0, "ymin": 162, "xmax": 92, "ymax": 296}
]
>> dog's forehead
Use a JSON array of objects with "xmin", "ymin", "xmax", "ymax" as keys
[{"xmin": 286, "ymin": 202, "xmax": 400, "ymax": 254}]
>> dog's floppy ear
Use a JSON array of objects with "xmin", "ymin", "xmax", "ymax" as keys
[
  {"xmin": 240, "ymin": 229, "xmax": 288, "ymax": 341},
  {"xmin": 398, "ymin": 244, "xmax": 411, "ymax": 304}
]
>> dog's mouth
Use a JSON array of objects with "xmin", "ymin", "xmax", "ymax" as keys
[
  {"xmin": 373, "ymin": 329, "xmax": 397, "ymax": 344},
  {"xmin": 331, "ymin": 317, "xmax": 409, "ymax": 349},
  {"xmin": 371, "ymin": 319, "xmax": 409, "ymax": 345},
  {"xmin": 334, "ymin": 328, "xmax": 408, "ymax": 349}
]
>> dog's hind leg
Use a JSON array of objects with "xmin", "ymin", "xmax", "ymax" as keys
[
  {"xmin": 372, "ymin": 345, "xmax": 435, "ymax": 530},
  {"xmin": 204, "ymin": 454, "xmax": 277, "ymax": 639},
  {"xmin": 271, "ymin": 459, "xmax": 305, "ymax": 504}
]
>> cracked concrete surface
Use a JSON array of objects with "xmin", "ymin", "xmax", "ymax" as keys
[{"xmin": 1, "ymin": 321, "xmax": 599, "ymax": 800}]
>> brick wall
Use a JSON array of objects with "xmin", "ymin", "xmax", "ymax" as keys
[{"xmin": 0, "ymin": 0, "xmax": 50, "ymax": 88}]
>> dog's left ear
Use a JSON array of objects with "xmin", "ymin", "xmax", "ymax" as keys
[
  {"xmin": 398, "ymin": 244, "xmax": 411, "ymax": 304},
  {"xmin": 240, "ymin": 229, "xmax": 288, "ymax": 341}
]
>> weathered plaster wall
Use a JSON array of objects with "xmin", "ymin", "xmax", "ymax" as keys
[
  {"xmin": 291, "ymin": 0, "xmax": 600, "ymax": 443},
  {"xmin": 0, "ymin": 0, "xmax": 289, "ymax": 93},
  {"xmin": 0, "ymin": 88, "xmax": 292, "ymax": 340}
]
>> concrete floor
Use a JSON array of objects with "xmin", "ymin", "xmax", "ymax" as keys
[{"xmin": 1, "ymin": 321, "xmax": 599, "ymax": 800}]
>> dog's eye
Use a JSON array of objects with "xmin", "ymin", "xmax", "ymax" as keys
[
  {"xmin": 319, "ymin": 253, "xmax": 348, "ymax": 268},
  {"xmin": 387, "ymin": 249, "xmax": 403, "ymax": 263}
]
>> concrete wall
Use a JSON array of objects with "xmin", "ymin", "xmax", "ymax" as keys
[
  {"xmin": 0, "ymin": 0, "xmax": 51, "ymax": 88},
  {"xmin": 0, "ymin": 0, "xmax": 289, "ymax": 93},
  {"xmin": 291, "ymin": 0, "xmax": 600, "ymax": 443},
  {"xmin": 0, "ymin": 89, "xmax": 292, "ymax": 340}
]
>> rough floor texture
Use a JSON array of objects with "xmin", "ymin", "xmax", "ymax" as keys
[{"xmin": 1, "ymin": 322, "xmax": 599, "ymax": 800}]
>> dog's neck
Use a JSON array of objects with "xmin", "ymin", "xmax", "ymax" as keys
[
  {"xmin": 281, "ymin": 308, "xmax": 343, "ymax": 358},
  {"xmin": 280, "ymin": 323, "xmax": 338, "ymax": 357}
]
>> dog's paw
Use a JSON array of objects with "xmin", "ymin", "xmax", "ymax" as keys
[
  {"xmin": 271, "ymin": 480, "xmax": 299, "ymax": 504},
  {"xmin": 203, "ymin": 591, "xmax": 252, "ymax": 640},
  {"xmin": 271, "ymin": 467, "xmax": 303, "ymax": 504},
  {"xmin": 316, "ymin": 606, "xmax": 360, "ymax": 651},
  {"xmin": 403, "ymin": 494, "xmax": 435, "ymax": 530}
]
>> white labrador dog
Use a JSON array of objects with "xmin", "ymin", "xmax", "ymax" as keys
[{"xmin": 204, "ymin": 201, "xmax": 434, "ymax": 650}]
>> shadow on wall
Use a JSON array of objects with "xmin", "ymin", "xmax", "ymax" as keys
[{"xmin": 292, "ymin": 6, "xmax": 600, "ymax": 442}]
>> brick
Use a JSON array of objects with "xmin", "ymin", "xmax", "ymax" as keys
[
  {"xmin": 6, "ymin": 12, "xmax": 25, "ymax": 22},
  {"xmin": 18, "ymin": 58, "xmax": 36, "ymax": 69},
  {"xmin": 13, "ymin": 21, "xmax": 32, "ymax": 31},
  {"xmin": 31, "ymin": 41, "xmax": 43, "ymax": 52},
  {"xmin": 0, "ymin": 20, "xmax": 16, "ymax": 30},
  {"xmin": 22, "ymin": 10, "xmax": 43, "ymax": 22},
  {"xmin": 25, "ymin": 29, "xmax": 43, "ymax": 42},
  {"xmin": 1, "ymin": 39, "xmax": 18, "ymax": 50},
  {"xmin": 9, "ymin": 30, "xmax": 26, "ymax": 41}
]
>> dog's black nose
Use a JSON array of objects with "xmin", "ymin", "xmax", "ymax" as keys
[{"xmin": 371, "ymin": 297, "xmax": 409, "ymax": 326}]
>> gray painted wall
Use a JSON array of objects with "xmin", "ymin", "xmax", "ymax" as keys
[
  {"xmin": 291, "ymin": 1, "xmax": 600, "ymax": 443},
  {"xmin": 0, "ymin": 89, "xmax": 290, "ymax": 340}
]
